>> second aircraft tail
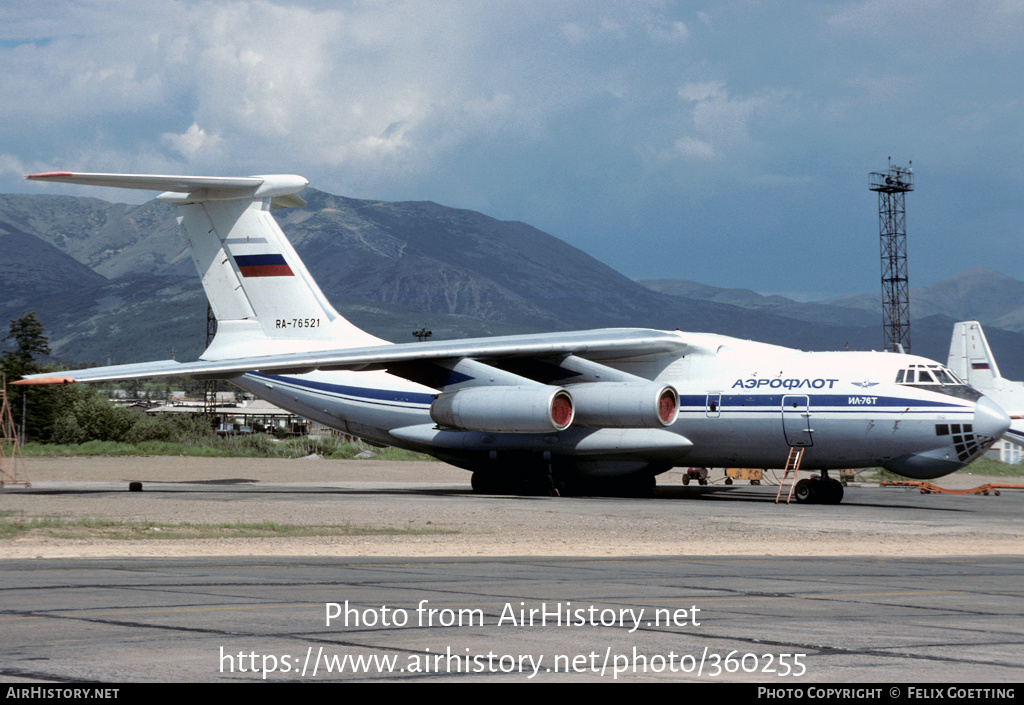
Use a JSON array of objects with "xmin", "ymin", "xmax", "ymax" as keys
[
  {"xmin": 947, "ymin": 320, "xmax": 1001, "ymax": 388},
  {"xmin": 948, "ymin": 320, "xmax": 1024, "ymax": 447}
]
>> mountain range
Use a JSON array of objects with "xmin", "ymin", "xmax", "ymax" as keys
[{"xmin": 2, "ymin": 188, "xmax": 1022, "ymax": 378}]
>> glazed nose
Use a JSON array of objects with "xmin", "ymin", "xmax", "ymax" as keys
[{"xmin": 974, "ymin": 395, "xmax": 1011, "ymax": 440}]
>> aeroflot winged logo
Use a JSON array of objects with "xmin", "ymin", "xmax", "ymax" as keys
[{"xmin": 234, "ymin": 254, "xmax": 294, "ymax": 277}]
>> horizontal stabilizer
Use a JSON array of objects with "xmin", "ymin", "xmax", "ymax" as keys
[{"xmin": 26, "ymin": 172, "xmax": 307, "ymax": 207}]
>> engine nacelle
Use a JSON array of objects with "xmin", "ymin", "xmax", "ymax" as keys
[
  {"xmin": 430, "ymin": 385, "xmax": 574, "ymax": 433},
  {"xmin": 565, "ymin": 383, "xmax": 679, "ymax": 428}
]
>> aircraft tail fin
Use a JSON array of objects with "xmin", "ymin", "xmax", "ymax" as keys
[
  {"xmin": 948, "ymin": 320, "xmax": 1024, "ymax": 448},
  {"xmin": 27, "ymin": 172, "xmax": 387, "ymax": 360},
  {"xmin": 947, "ymin": 320, "xmax": 1002, "ymax": 388}
]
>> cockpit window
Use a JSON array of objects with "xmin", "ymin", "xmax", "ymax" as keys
[{"xmin": 895, "ymin": 363, "xmax": 981, "ymax": 401}]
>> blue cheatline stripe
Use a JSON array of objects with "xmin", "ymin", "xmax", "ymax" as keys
[
  {"xmin": 244, "ymin": 375, "xmax": 973, "ymax": 416},
  {"xmin": 249, "ymin": 372, "xmax": 436, "ymax": 408},
  {"xmin": 678, "ymin": 394, "xmax": 968, "ymax": 410}
]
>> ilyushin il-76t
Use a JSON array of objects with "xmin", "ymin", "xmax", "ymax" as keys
[{"xmin": 18, "ymin": 172, "xmax": 1010, "ymax": 502}]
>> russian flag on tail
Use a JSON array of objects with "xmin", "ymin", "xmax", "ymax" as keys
[{"xmin": 235, "ymin": 254, "xmax": 294, "ymax": 277}]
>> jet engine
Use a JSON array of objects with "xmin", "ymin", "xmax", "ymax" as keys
[
  {"xmin": 566, "ymin": 383, "xmax": 679, "ymax": 428},
  {"xmin": 430, "ymin": 385, "xmax": 574, "ymax": 433}
]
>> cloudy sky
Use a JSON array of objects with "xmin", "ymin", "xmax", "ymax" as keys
[{"xmin": 3, "ymin": 1, "xmax": 1023, "ymax": 299}]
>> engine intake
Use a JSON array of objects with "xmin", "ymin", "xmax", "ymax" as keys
[
  {"xmin": 430, "ymin": 385, "xmax": 574, "ymax": 433},
  {"xmin": 566, "ymin": 383, "xmax": 679, "ymax": 428}
]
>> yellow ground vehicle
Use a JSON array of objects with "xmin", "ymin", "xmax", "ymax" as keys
[{"xmin": 725, "ymin": 468, "xmax": 762, "ymax": 485}]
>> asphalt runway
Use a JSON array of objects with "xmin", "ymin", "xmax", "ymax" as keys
[
  {"xmin": 2, "ymin": 463, "xmax": 1024, "ymax": 683},
  {"xmin": 1, "ymin": 555, "xmax": 1022, "ymax": 683},
  {"xmin": 3, "ymin": 462, "xmax": 1024, "ymax": 559}
]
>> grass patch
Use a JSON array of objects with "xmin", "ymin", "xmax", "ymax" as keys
[
  {"xmin": 365, "ymin": 446, "xmax": 438, "ymax": 462},
  {"xmin": 0, "ymin": 515, "xmax": 456, "ymax": 540},
  {"xmin": 863, "ymin": 467, "xmax": 903, "ymax": 483},
  {"xmin": 863, "ymin": 456, "xmax": 1024, "ymax": 483},
  {"xmin": 958, "ymin": 456, "xmax": 1024, "ymax": 477},
  {"xmin": 20, "ymin": 440, "xmax": 244, "ymax": 458},
  {"xmin": 20, "ymin": 437, "xmax": 437, "ymax": 461}
]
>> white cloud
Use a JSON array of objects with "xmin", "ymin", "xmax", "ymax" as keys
[
  {"xmin": 647, "ymin": 20, "xmax": 689, "ymax": 42},
  {"xmin": 161, "ymin": 123, "xmax": 223, "ymax": 160},
  {"xmin": 672, "ymin": 136, "xmax": 717, "ymax": 161},
  {"xmin": 3, "ymin": 1, "xmax": 1024, "ymax": 300},
  {"xmin": 0, "ymin": 153, "xmax": 31, "ymax": 179},
  {"xmin": 673, "ymin": 81, "xmax": 790, "ymax": 161},
  {"xmin": 0, "ymin": 2, "xmax": 720, "ymax": 188},
  {"xmin": 679, "ymin": 81, "xmax": 726, "ymax": 104},
  {"xmin": 826, "ymin": 0, "xmax": 1024, "ymax": 53},
  {"xmin": 560, "ymin": 22, "xmax": 588, "ymax": 44}
]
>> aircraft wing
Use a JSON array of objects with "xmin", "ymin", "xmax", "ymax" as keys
[
  {"xmin": 1004, "ymin": 422, "xmax": 1024, "ymax": 447},
  {"xmin": 15, "ymin": 328, "xmax": 688, "ymax": 386}
]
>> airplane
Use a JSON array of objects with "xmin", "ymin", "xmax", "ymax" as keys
[
  {"xmin": 947, "ymin": 320, "xmax": 1024, "ymax": 447},
  {"xmin": 15, "ymin": 171, "xmax": 1011, "ymax": 503}
]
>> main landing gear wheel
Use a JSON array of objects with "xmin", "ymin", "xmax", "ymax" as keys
[
  {"xmin": 621, "ymin": 474, "xmax": 656, "ymax": 498},
  {"xmin": 819, "ymin": 478, "xmax": 844, "ymax": 505},
  {"xmin": 522, "ymin": 472, "xmax": 558, "ymax": 497},
  {"xmin": 792, "ymin": 476, "xmax": 844, "ymax": 504},
  {"xmin": 471, "ymin": 471, "xmax": 499, "ymax": 494},
  {"xmin": 793, "ymin": 478, "xmax": 817, "ymax": 504}
]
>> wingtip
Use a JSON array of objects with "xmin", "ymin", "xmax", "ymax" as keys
[
  {"xmin": 10, "ymin": 375, "xmax": 79, "ymax": 385},
  {"xmin": 25, "ymin": 172, "xmax": 74, "ymax": 180}
]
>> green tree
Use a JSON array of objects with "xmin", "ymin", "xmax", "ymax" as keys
[
  {"xmin": 70, "ymin": 390, "xmax": 139, "ymax": 442},
  {"xmin": 1, "ymin": 312, "xmax": 51, "ymax": 379},
  {"xmin": 1, "ymin": 312, "xmax": 55, "ymax": 442}
]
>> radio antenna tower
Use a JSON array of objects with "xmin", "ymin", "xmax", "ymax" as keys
[{"xmin": 869, "ymin": 158, "xmax": 914, "ymax": 353}]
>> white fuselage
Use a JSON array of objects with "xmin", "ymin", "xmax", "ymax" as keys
[{"xmin": 229, "ymin": 331, "xmax": 1005, "ymax": 480}]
